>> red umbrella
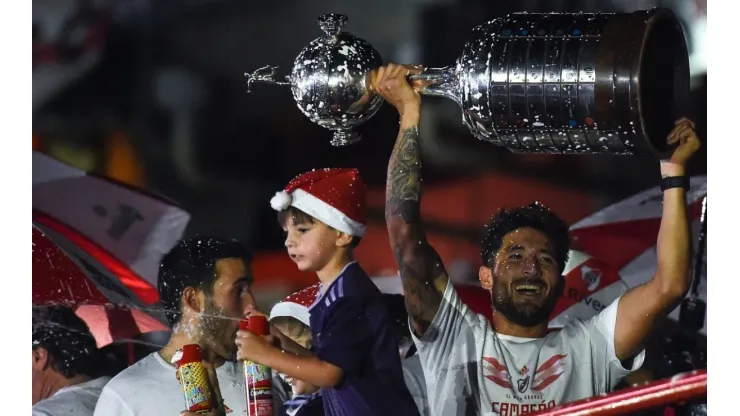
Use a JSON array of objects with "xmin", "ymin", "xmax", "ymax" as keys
[
  {"xmin": 33, "ymin": 150, "xmax": 191, "ymax": 304},
  {"xmin": 33, "ymin": 224, "xmax": 168, "ymax": 348},
  {"xmin": 34, "ymin": 224, "xmax": 109, "ymax": 305},
  {"xmin": 33, "ymin": 214, "xmax": 159, "ymax": 306},
  {"xmin": 76, "ymin": 305, "xmax": 168, "ymax": 349},
  {"xmin": 568, "ymin": 176, "xmax": 707, "ymax": 333}
]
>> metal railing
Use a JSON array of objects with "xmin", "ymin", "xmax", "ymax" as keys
[{"xmin": 530, "ymin": 370, "xmax": 707, "ymax": 416}]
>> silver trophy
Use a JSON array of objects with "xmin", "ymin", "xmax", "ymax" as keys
[{"xmin": 246, "ymin": 10, "xmax": 689, "ymax": 156}]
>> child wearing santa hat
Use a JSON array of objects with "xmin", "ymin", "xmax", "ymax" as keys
[
  {"xmin": 269, "ymin": 284, "xmax": 324, "ymax": 416},
  {"xmin": 235, "ymin": 168, "xmax": 419, "ymax": 416},
  {"xmin": 269, "ymin": 283, "xmax": 318, "ymax": 352}
]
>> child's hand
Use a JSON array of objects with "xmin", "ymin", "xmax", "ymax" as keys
[
  {"xmin": 279, "ymin": 372, "xmax": 319, "ymax": 395},
  {"xmin": 291, "ymin": 379, "xmax": 320, "ymax": 395},
  {"xmin": 235, "ymin": 329, "xmax": 276, "ymax": 362}
]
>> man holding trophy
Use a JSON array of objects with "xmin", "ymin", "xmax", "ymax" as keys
[
  {"xmin": 371, "ymin": 62, "xmax": 701, "ymax": 415},
  {"xmin": 242, "ymin": 9, "xmax": 701, "ymax": 414}
]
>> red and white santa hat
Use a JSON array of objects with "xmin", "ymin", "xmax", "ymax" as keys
[
  {"xmin": 269, "ymin": 283, "xmax": 321, "ymax": 327},
  {"xmin": 270, "ymin": 168, "xmax": 367, "ymax": 237}
]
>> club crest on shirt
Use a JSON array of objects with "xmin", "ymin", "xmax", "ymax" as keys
[{"xmin": 517, "ymin": 376, "xmax": 530, "ymax": 393}]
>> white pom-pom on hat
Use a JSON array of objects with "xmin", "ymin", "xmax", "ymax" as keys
[{"xmin": 270, "ymin": 190, "xmax": 293, "ymax": 211}]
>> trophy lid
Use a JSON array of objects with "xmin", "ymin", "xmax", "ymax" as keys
[{"xmin": 318, "ymin": 14, "xmax": 347, "ymax": 37}]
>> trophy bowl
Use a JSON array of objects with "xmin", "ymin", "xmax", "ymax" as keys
[
  {"xmin": 246, "ymin": 9, "xmax": 690, "ymax": 157},
  {"xmin": 246, "ymin": 14, "xmax": 383, "ymax": 146}
]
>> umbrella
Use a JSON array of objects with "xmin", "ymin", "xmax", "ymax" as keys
[
  {"xmin": 33, "ymin": 216, "xmax": 158, "ymax": 306},
  {"xmin": 33, "ymin": 150, "xmax": 190, "ymax": 303},
  {"xmin": 33, "ymin": 224, "xmax": 168, "ymax": 347},
  {"xmin": 76, "ymin": 305, "xmax": 168, "ymax": 349},
  {"xmin": 568, "ymin": 176, "xmax": 707, "ymax": 333}
]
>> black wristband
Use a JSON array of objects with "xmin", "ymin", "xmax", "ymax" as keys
[{"xmin": 660, "ymin": 176, "xmax": 690, "ymax": 192}]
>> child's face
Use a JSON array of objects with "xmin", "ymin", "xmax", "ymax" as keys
[{"xmin": 283, "ymin": 217, "xmax": 341, "ymax": 272}]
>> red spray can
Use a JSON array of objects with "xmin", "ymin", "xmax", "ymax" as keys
[
  {"xmin": 173, "ymin": 344, "xmax": 214, "ymax": 414},
  {"xmin": 240, "ymin": 316, "xmax": 274, "ymax": 416}
]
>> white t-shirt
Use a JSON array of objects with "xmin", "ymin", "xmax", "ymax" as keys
[
  {"xmin": 32, "ymin": 376, "xmax": 110, "ymax": 416},
  {"xmin": 402, "ymin": 353, "xmax": 429, "ymax": 416},
  {"xmin": 93, "ymin": 352, "xmax": 286, "ymax": 416},
  {"xmin": 412, "ymin": 281, "xmax": 645, "ymax": 416}
]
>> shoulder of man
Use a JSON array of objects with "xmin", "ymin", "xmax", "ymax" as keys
[
  {"xmin": 94, "ymin": 381, "xmax": 133, "ymax": 415},
  {"xmin": 554, "ymin": 299, "xmax": 619, "ymax": 344},
  {"xmin": 99, "ymin": 353, "xmax": 159, "ymax": 395},
  {"xmin": 86, "ymin": 375, "xmax": 112, "ymax": 390},
  {"xmin": 31, "ymin": 400, "xmax": 55, "ymax": 416}
]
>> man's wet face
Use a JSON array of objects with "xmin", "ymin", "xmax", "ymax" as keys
[
  {"xmin": 199, "ymin": 258, "xmax": 255, "ymax": 360},
  {"xmin": 490, "ymin": 227, "xmax": 562, "ymax": 327}
]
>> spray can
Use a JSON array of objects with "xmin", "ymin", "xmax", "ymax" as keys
[
  {"xmin": 241, "ymin": 316, "xmax": 274, "ymax": 416},
  {"xmin": 173, "ymin": 344, "xmax": 214, "ymax": 414}
]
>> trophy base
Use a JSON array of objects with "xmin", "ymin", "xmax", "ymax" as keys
[{"xmin": 330, "ymin": 129, "xmax": 362, "ymax": 147}]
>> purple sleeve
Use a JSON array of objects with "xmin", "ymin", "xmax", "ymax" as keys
[{"xmin": 314, "ymin": 297, "xmax": 373, "ymax": 376}]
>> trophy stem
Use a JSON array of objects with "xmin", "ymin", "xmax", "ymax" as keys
[
  {"xmin": 330, "ymin": 129, "xmax": 362, "ymax": 147},
  {"xmin": 409, "ymin": 66, "xmax": 461, "ymax": 107}
]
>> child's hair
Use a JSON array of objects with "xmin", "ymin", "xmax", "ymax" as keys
[
  {"xmin": 270, "ymin": 315, "xmax": 313, "ymax": 349},
  {"xmin": 278, "ymin": 205, "xmax": 362, "ymax": 248}
]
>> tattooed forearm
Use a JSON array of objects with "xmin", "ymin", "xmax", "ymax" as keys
[
  {"xmin": 385, "ymin": 121, "xmax": 449, "ymax": 336},
  {"xmin": 397, "ymin": 254, "xmax": 445, "ymax": 334},
  {"xmin": 386, "ymin": 126, "xmax": 422, "ymax": 224}
]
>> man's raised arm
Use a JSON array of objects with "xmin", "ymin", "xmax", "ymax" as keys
[
  {"xmin": 373, "ymin": 64, "xmax": 449, "ymax": 336},
  {"xmin": 613, "ymin": 118, "xmax": 702, "ymax": 360}
]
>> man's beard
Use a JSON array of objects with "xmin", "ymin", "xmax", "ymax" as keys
[
  {"xmin": 491, "ymin": 276, "xmax": 561, "ymax": 328},
  {"xmin": 199, "ymin": 297, "xmax": 238, "ymax": 360}
]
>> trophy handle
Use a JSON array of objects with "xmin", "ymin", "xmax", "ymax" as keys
[
  {"xmin": 366, "ymin": 66, "xmax": 462, "ymax": 107},
  {"xmin": 244, "ymin": 65, "xmax": 292, "ymax": 92},
  {"xmin": 408, "ymin": 67, "xmax": 461, "ymax": 107}
]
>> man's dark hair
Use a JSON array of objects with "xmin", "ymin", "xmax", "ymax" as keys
[
  {"xmin": 32, "ymin": 305, "xmax": 98, "ymax": 379},
  {"xmin": 480, "ymin": 202, "xmax": 570, "ymax": 273},
  {"xmin": 277, "ymin": 206, "xmax": 362, "ymax": 248},
  {"xmin": 157, "ymin": 236, "xmax": 253, "ymax": 327}
]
